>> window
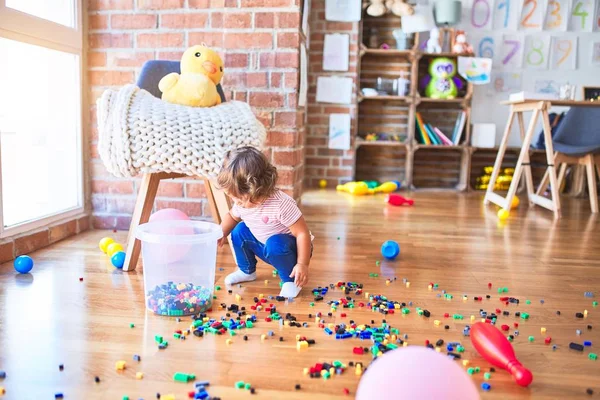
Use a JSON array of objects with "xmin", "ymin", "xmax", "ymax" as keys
[{"xmin": 0, "ymin": 0, "xmax": 83, "ymax": 237}]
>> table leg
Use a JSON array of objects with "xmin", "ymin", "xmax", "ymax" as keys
[
  {"xmin": 502, "ymin": 109, "xmax": 540, "ymax": 213},
  {"xmin": 484, "ymin": 109, "xmax": 515, "ymax": 206},
  {"xmin": 517, "ymin": 113, "xmax": 535, "ymax": 204}
]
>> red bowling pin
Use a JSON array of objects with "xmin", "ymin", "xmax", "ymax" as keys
[
  {"xmin": 470, "ymin": 322, "xmax": 533, "ymax": 387},
  {"xmin": 385, "ymin": 193, "xmax": 414, "ymax": 206}
]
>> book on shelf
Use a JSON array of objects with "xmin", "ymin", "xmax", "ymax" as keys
[{"xmin": 415, "ymin": 112, "xmax": 465, "ymax": 146}]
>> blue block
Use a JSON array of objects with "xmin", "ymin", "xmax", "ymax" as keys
[
  {"xmin": 584, "ymin": 341, "xmax": 592, "ymax": 346},
  {"xmin": 481, "ymin": 383, "xmax": 491, "ymax": 391},
  {"xmin": 324, "ymin": 328, "xmax": 333, "ymax": 335}
]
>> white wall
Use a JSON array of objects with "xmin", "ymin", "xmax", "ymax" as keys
[{"xmin": 452, "ymin": 0, "xmax": 600, "ymax": 146}]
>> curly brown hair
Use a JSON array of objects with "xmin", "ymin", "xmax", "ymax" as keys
[{"xmin": 217, "ymin": 146, "xmax": 278, "ymax": 204}]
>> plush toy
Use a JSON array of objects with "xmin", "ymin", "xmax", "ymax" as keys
[
  {"xmin": 426, "ymin": 28, "xmax": 442, "ymax": 53},
  {"xmin": 159, "ymin": 44, "xmax": 224, "ymax": 107},
  {"xmin": 422, "ymin": 57, "xmax": 463, "ymax": 99},
  {"xmin": 452, "ymin": 30, "xmax": 473, "ymax": 54},
  {"xmin": 385, "ymin": 0, "xmax": 414, "ymax": 17},
  {"xmin": 366, "ymin": 0, "xmax": 387, "ymax": 17}
]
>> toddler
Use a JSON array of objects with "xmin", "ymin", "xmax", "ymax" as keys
[{"xmin": 217, "ymin": 147, "xmax": 312, "ymax": 298}]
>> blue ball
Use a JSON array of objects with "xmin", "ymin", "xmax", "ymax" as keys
[
  {"xmin": 111, "ymin": 251, "xmax": 126, "ymax": 269},
  {"xmin": 14, "ymin": 255, "xmax": 34, "ymax": 274},
  {"xmin": 381, "ymin": 240, "xmax": 400, "ymax": 260}
]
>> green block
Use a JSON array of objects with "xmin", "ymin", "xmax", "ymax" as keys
[
  {"xmin": 391, "ymin": 328, "xmax": 399, "ymax": 334},
  {"xmin": 173, "ymin": 372, "xmax": 195, "ymax": 382},
  {"xmin": 309, "ymin": 302, "xmax": 315, "ymax": 307},
  {"xmin": 433, "ymin": 284, "xmax": 438, "ymax": 288},
  {"xmin": 174, "ymin": 333, "xmax": 181, "ymax": 339},
  {"xmin": 155, "ymin": 335, "xmax": 163, "ymax": 343},
  {"xmin": 123, "ymin": 397, "xmax": 129, "ymax": 400},
  {"xmin": 213, "ymin": 295, "xmax": 217, "ymax": 299},
  {"xmin": 129, "ymin": 323, "xmax": 135, "ymax": 328},
  {"xmin": 417, "ymin": 310, "xmax": 424, "ymax": 316},
  {"xmin": 528, "ymin": 336, "xmax": 534, "ymax": 342},
  {"xmin": 467, "ymin": 368, "xmax": 475, "ymax": 375},
  {"xmin": 376, "ymin": 261, "xmax": 380, "ymax": 266},
  {"xmin": 474, "ymin": 367, "xmax": 480, "ymax": 373},
  {"xmin": 245, "ymin": 383, "xmax": 251, "ymax": 390},
  {"xmin": 386, "ymin": 343, "xmax": 398, "ymax": 350},
  {"xmin": 593, "ymin": 301, "xmax": 598, "ymax": 307},
  {"xmin": 453, "ymin": 314, "xmax": 463, "ymax": 320},
  {"xmin": 235, "ymin": 381, "xmax": 245, "ymax": 389},
  {"xmin": 507, "ymin": 335, "xmax": 513, "ymax": 341},
  {"xmin": 229, "ymin": 330, "xmax": 236, "ymax": 336},
  {"xmin": 402, "ymin": 308, "xmax": 410, "ymax": 315},
  {"xmin": 333, "ymin": 361, "xmax": 343, "ymax": 368},
  {"xmin": 497, "ymin": 288, "xmax": 503, "ymax": 294},
  {"xmin": 484, "ymin": 372, "xmax": 491, "ymax": 380},
  {"xmin": 589, "ymin": 353, "xmax": 598, "ymax": 361},
  {"xmin": 246, "ymin": 321, "xmax": 253, "ymax": 328},
  {"xmin": 525, "ymin": 300, "xmax": 531, "ymax": 305},
  {"xmin": 215, "ymin": 285, "xmax": 221, "ymax": 291},
  {"xmin": 457, "ymin": 345, "xmax": 465, "ymax": 353},
  {"xmin": 503, "ymin": 287, "xmax": 509, "ymax": 293},
  {"xmin": 279, "ymin": 282, "xmax": 283, "ymax": 288},
  {"xmin": 520, "ymin": 312, "xmax": 530, "ymax": 320}
]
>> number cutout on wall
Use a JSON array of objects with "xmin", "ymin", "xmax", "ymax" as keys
[
  {"xmin": 523, "ymin": 35, "xmax": 550, "ymax": 69},
  {"xmin": 543, "ymin": 0, "xmax": 569, "ymax": 31},
  {"xmin": 550, "ymin": 36, "xmax": 577, "ymax": 69},
  {"xmin": 520, "ymin": 0, "xmax": 544, "ymax": 31},
  {"xmin": 501, "ymin": 34, "xmax": 524, "ymax": 68},
  {"xmin": 494, "ymin": 0, "xmax": 518, "ymax": 30},
  {"xmin": 570, "ymin": 0, "xmax": 593, "ymax": 32},
  {"xmin": 471, "ymin": 0, "xmax": 495, "ymax": 29}
]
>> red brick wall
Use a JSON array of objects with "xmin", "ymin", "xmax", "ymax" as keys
[
  {"xmin": 88, "ymin": 0, "xmax": 305, "ymax": 229},
  {"xmin": 304, "ymin": 0, "xmax": 359, "ymax": 188}
]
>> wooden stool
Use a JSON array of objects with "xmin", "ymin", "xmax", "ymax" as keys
[{"xmin": 123, "ymin": 172, "xmax": 233, "ymax": 272}]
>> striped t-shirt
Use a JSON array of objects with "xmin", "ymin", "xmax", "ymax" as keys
[{"xmin": 230, "ymin": 190, "xmax": 303, "ymax": 244}]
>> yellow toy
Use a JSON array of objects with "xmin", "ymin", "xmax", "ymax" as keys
[
  {"xmin": 99, "ymin": 237, "xmax": 115, "ymax": 254},
  {"xmin": 159, "ymin": 44, "xmax": 224, "ymax": 107},
  {"xmin": 319, "ymin": 179, "xmax": 327, "ymax": 188},
  {"xmin": 336, "ymin": 180, "xmax": 400, "ymax": 195},
  {"xmin": 106, "ymin": 242, "xmax": 124, "ymax": 257},
  {"xmin": 510, "ymin": 196, "xmax": 520, "ymax": 209},
  {"xmin": 497, "ymin": 209, "xmax": 510, "ymax": 221},
  {"xmin": 336, "ymin": 181, "xmax": 372, "ymax": 195},
  {"xmin": 373, "ymin": 181, "xmax": 398, "ymax": 193}
]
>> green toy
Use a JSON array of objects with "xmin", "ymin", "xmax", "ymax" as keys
[{"xmin": 422, "ymin": 57, "xmax": 462, "ymax": 99}]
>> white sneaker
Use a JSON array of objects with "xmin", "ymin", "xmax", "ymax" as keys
[{"xmin": 224, "ymin": 270, "xmax": 257, "ymax": 285}]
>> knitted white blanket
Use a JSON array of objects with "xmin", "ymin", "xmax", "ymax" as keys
[{"xmin": 97, "ymin": 84, "xmax": 266, "ymax": 178}]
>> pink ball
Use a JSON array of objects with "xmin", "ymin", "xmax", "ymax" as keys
[
  {"xmin": 149, "ymin": 208, "xmax": 190, "ymax": 222},
  {"xmin": 356, "ymin": 347, "xmax": 480, "ymax": 400}
]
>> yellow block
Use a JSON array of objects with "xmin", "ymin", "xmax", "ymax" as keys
[
  {"xmin": 365, "ymin": 292, "xmax": 369, "ymax": 299},
  {"xmin": 115, "ymin": 360, "xmax": 126, "ymax": 370},
  {"xmin": 541, "ymin": 327, "xmax": 547, "ymax": 334},
  {"xmin": 303, "ymin": 368, "xmax": 309, "ymax": 375},
  {"xmin": 434, "ymin": 320, "xmax": 441, "ymax": 326},
  {"xmin": 136, "ymin": 372, "xmax": 144, "ymax": 380},
  {"xmin": 160, "ymin": 395, "xmax": 175, "ymax": 400},
  {"xmin": 226, "ymin": 339, "xmax": 233, "ymax": 345},
  {"xmin": 235, "ymin": 294, "xmax": 241, "ymax": 302},
  {"xmin": 462, "ymin": 360, "xmax": 470, "ymax": 367},
  {"xmin": 406, "ymin": 282, "xmax": 410, "ymax": 288},
  {"xmin": 394, "ymin": 304, "xmax": 400, "ymax": 309},
  {"xmin": 403, "ymin": 341, "xmax": 408, "ymax": 347},
  {"xmin": 296, "ymin": 334, "xmax": 301, "ymax": 341},
  {"xmin": 261, "ymin": 334, "xmax": 266, "ymax": 341},
  {"xmin": 435, "ymin": 347, "xmax": 441, "ymax": 352},
  {"xmin": 0, "ymin": 387, "xmax": 5, "ymax": 395},
  {"xmin": 470, "ymin": 315, "xmax": 475, "ymax": 322},
  {"xmin": 259, "ymin": 294, "xmax": 264, "ymax": 299}
]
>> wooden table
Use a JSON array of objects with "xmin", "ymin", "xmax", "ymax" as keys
[{"xmin": 484, "ymin": 99, "xmax": 600, "ymax": 218}]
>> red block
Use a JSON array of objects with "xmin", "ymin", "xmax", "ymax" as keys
[
  {"xmin": 343, "ymin": 388, "xmax": 350, "ymax": 395},
  {"xmin": 544, "ymin": 337, "xmax": 552, "ymax": 344},
  {"xmin": 353, "ymin": 347, "xmax": 364, "ymax": 355},
  {"xmin": 501, "ymin": 324, "xmax": 510, "ymax": 331},
  {"xmin": 341, "ymin": 313, "xmax": 347, "ymax": 318},
  {"xmin": 388, "ymin": 309, "xmax": 395, "ymax": 314},
  {"xmin": 488, "ymin": 283, "xmax": 492, "ymax": 288},
  {"xmin": 265, "ymin": 317, "xmax": 272, "ymax": 322},
  {"xmin": 514, "ymin": 322, "xmax": 519, "ymax": 328},
  {"xmin": 358, "ymin": 302, "xmax": 365, "ymax": 307},
  {"xmin": 500, "ymin": 297, "xmax": 509, "ymax": 301},
  {"xmin": 496, "ymin": 308, "xmax": 501, "ymax": 314},
  {"xmin": 444, "ymin": 313, "xmax": 450, "ymax": 318}
]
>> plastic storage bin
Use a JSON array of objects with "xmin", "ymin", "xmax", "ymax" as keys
[{"xmin": 135, "ymin": 220, "xmax": 222, "ymax": 316}]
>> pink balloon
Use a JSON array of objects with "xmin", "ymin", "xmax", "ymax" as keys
[
  {"xmin": 149, "ymin": 208, "xmax": 190, "ymax": 222},
  {"xmin": 146, "ymin": 208, "xmax": 192, "ymax": 263},
  {"xmin": 356, "ymin": 347, "xmax": 480, "ymax": 400}
]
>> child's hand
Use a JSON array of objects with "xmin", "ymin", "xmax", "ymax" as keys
[
  {"xmin": 217, "ymin": 237, "xmax": 225, "ymax": 248},
  {"xmin": 289, "ymin": 263, "xmax": 308, "ymax": 287}
]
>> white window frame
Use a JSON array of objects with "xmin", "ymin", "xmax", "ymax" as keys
[{"xmin": 0, "ymin": 0, "xmax": 85, "ymax": 238}]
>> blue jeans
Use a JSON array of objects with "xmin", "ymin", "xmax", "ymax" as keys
[{"xmin": 231, "ymin": 222, "xmax": 297, "ymax": 283}]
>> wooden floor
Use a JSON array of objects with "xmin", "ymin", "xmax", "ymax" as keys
[{"xmin": 1, "ymin": 190, "xmax": 599, "ymax": 400}]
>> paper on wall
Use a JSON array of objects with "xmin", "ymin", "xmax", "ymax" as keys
[
  {"xmin": 329, "ymin": 113, "xmax": 351, "ymax": 150},
  {"xmin": 592, "ymin": 42, "xmax": 600, "ymax": 65},
  {"xmin": 316, "ymin": 76, "xmax": 353, "ymax": 104},
  {"xmin": 458, "ymin": 57, "xmax": 492, "ymax": 85},
  {"xmin": 325, "ymin": 0, "xmax": 361, "ymax": 22},
  {"xmin": 323, "ymin": 34, "xmax": 350, "ymax": 71},
  {"xmin": 488, "ymin": 71, "xmax": 522, "ymax": 95},
  {"xmin": 299, "ymin": 42, "xmax": 308, "ymax": 107}
]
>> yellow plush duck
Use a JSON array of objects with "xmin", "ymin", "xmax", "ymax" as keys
[{"xmin": 159, "ymin": 44, "xmax": 224, "ymax": 107}]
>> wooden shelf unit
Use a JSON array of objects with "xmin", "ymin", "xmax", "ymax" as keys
[{"xmin": 355, "ymin": 14, "xmax": 478, "ymax": 191}]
